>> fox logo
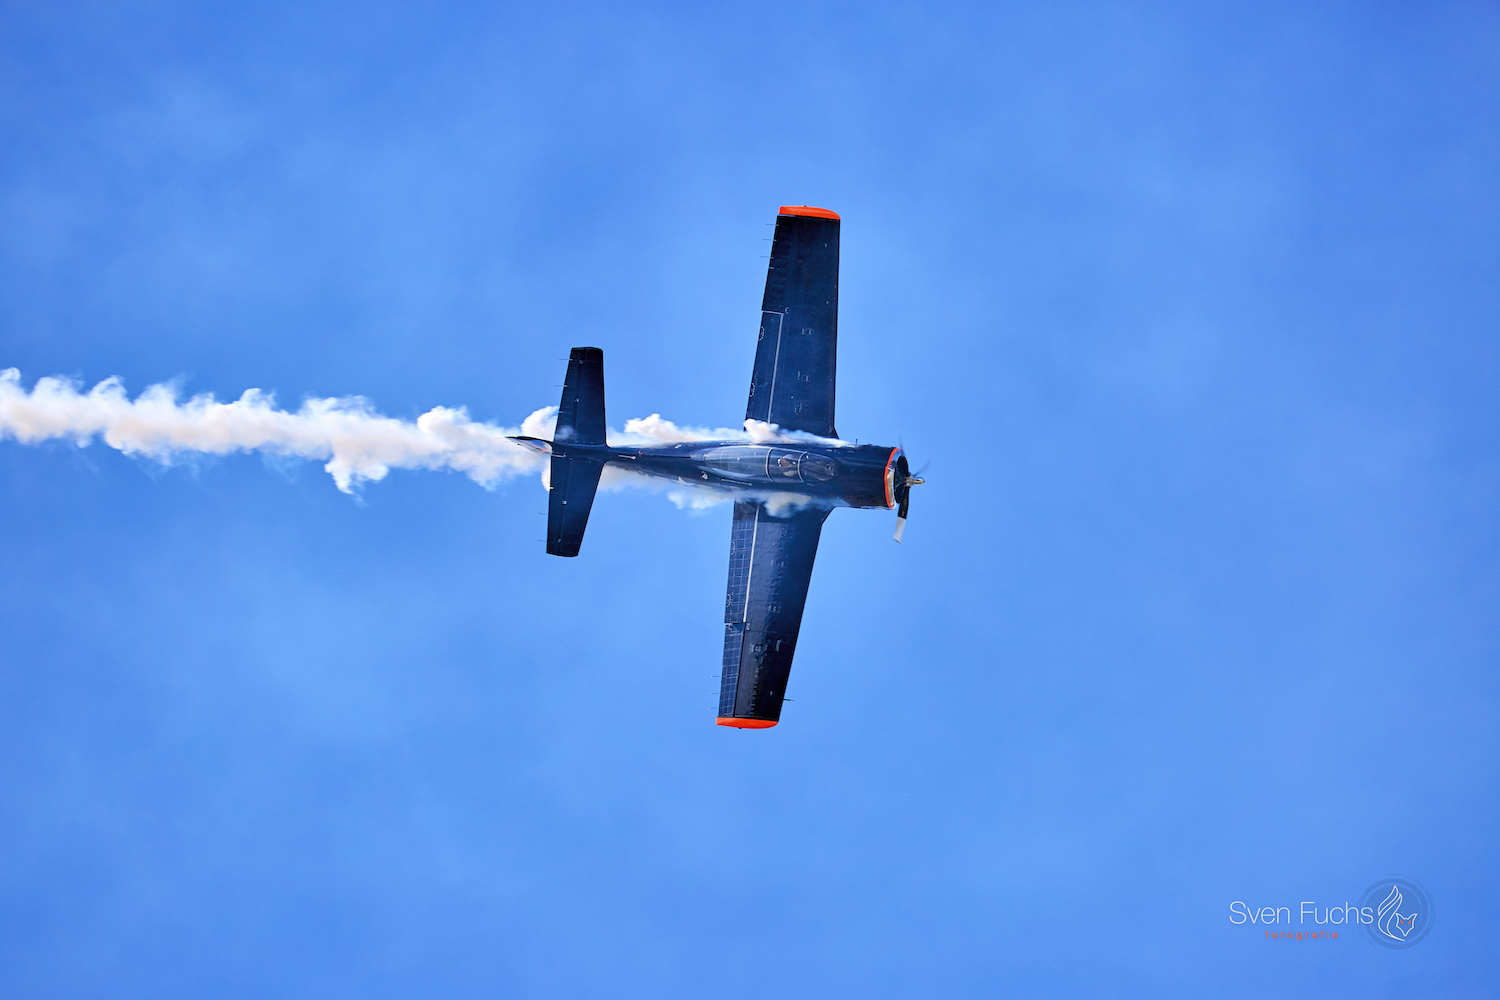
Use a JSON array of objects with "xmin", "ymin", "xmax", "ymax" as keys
[{"xmin": 1377, "ymin": 885, "xmax": 1418, "ymax": 941}]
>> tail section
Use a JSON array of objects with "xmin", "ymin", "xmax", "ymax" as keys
[
  {"xmin": 555, "ymin": 347, "xmax": 606, "ymax": 446},
  {"xmin": 546, "ymin": 347, "xmax": 608, "ymax": 557}
]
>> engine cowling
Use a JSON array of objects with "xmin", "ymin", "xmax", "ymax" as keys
[{"xmin": 834, "ymin": 445, "xmax": 905, "ymax": 509}]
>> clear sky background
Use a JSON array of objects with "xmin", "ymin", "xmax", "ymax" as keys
[{"xmin": 2, "ymin": 2, "xmax": 1497, "ymax": 996}]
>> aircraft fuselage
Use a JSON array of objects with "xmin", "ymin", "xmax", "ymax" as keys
[{"xmin": 516, "ymin": 438, "xmax": 906, "ymax": 510}]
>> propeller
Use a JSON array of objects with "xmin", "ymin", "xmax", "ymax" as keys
[{"xmin": 892, "ymin": 452, "xmax": 925, "ymax": 543}]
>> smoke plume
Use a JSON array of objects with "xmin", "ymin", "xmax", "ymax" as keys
[{"xmin": 0, "ymin": 369, "xmax": 840, "ymax": 499}]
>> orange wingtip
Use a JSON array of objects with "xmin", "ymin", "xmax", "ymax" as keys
[
  {"xmin": 716, "ymin": 717, "xmax": 779, "ymax": 729},
  {"xmin": 778, "ymin": 205, "xmax": 840, "ymax": 220}
]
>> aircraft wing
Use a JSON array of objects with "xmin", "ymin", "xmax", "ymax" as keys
[
  {"xmin": 745, "ymin": 207, "xmax": 840, "ymax": 439},
  {"xmin": 717, "ymin": 499, "xmax": 831, "ymax": 727}
]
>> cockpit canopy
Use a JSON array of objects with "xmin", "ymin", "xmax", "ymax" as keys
[{"xmin": 699, "ymin": 446, "xmax": 838, "ymax": 484}]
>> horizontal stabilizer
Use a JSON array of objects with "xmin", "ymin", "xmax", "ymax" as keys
[
  {"xmin": 547, "ymin": 455, "xmax": 604, "ymax": 557},
  {"xmin": 556, "ymin": 347, "xmax": 607, "ymax": 447}
]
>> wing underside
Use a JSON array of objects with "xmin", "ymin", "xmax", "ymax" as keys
[
  {"xmin": 718, "ymin": 499, "xmax": 830, "ymax": 726},
  {"xmin": 745, "ymin": 210, "xmax": 840, "ymax": 439}
]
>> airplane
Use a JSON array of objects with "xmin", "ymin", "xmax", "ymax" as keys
[{"xmin": 509, "ymin": 206, "xmax": 923, "ymax": 729}]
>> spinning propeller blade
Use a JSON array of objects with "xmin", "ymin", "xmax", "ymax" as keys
[{"xmin": 893, "ymin": 452, "xmax": 924, "ymax": 543}]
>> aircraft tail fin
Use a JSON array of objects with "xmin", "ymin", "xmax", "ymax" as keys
[
  {"xmin": 555, "ymin": 347, "xmax": 606, "ymax": 446},
  {"xmin": 546, "ymin": 454, "xmax": 604, "ymax": 557}
]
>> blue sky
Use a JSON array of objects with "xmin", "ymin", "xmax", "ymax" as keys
[{"xmin": 2, "ymin": 1, "xmax": 1497, "ymax": 996}]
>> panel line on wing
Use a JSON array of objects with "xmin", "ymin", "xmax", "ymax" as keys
[
  {"xmin": 741, "ymin": 503, "xmax": 760, "ymax": 623},
  {"xmin": 764, "ymin": 310, "xmax": 785, "ymax": 421}
]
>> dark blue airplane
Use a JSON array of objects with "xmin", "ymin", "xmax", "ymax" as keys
[{"xmin": 511, "ymin": 206, "xmax": 922, "ymax": 729}]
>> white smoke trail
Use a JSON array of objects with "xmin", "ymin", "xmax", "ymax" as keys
[
  {"xmin": 0, "ymin": 369, "xmax": 844, "ymax": 500},
  {"xmin": 0, "ymin": 368, "xmax": 552, "ymax": 492},
  {"xmin": 619, "ymin": 414, "xmax": 851, "ymax": 450}
]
